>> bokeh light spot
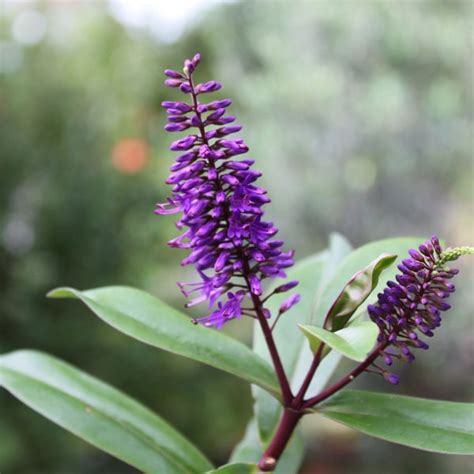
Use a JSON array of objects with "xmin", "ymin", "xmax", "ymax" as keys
[
  {"xmin": 111, "ymin": 138, "xmax": 150, "ymax": 174},
  {"xmin": 2, "ymin": 216, "xmax": 35, "ymax": 256},
  {"xmin": 12, "ymin": 10, "xmax": 47, "ymax": 46},
  {"xmin": 344, "ymin": 157, "xmax": 377, "ymax": 192}
]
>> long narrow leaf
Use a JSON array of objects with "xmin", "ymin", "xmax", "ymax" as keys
[
  {"xmin": 299, "ymin": 319, "xmax": 379, "ymax": 362},
  {"xmin": 324, "ymin": 253, "xmax": 397, "ymax": 331},
  {"xmin": 0, "ymin": 350, "xmax": 213, "ymax": 473},
  {"xmin": 207, "ymin": 464, "xmax": 258, "ymax": 474},
  {"xmin": 48, "ymin": 286, "xmax": 279, "ymax": 398},
  {"xmin": 311, "ymin": 390, "xmax": 474, "ymax": 454}
]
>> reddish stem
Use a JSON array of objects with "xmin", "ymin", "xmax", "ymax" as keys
[
  {"xmin": 292, "ymin": 342, "xmax": 325, "ymax": 408},
  {"xmin": 258, "ymin": 409, "xmax": 303, "ymax": 472},
  {"xmin": 257, "ymin": 341, "xmax": 388, "ymax": 470},
  {"xmin": 302, "ymin": 341, "xmax": 388, "ymax": 410},
  {"xmin": 245, "ymin": 272, "xmax": 294, "ymax": 405}
]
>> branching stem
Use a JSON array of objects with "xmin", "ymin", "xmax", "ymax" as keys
[{"xmin": 258, "ymin": 336, "xmax": 388, "ymax": 471}]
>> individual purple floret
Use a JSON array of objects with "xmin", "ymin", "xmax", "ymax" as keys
[
  {"xmin": 367, "ymin": 235, "xmax": 458, "ymax": 383},
  {"xmin": 156, "ymin": 53, "xmax": 298, "ymax": 328}
]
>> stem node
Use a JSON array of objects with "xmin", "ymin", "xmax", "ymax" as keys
[{"xmin": 258, "ymin": 408, "xmax": 303, "ymax": 471}]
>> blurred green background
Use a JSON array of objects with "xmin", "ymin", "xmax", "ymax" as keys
[{"xmin": 0, "ymin": 1, "xmax": 473, "ymax": 473}]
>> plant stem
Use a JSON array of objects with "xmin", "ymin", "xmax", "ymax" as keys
[
  {"xmin": 302, "ymin": 341, "xmax": 387, "ymax": 409},
  {"xmin": 291, "ymin": 342, "xmax": 325, "ymax": 407},
  {"xmin": 257, "ymin": 341, "xmax": 388, "ymax": 470},
  {"xmin": 258, "ymin": 408, "xmax": 303, "ymax": 472},
  {"xmin": 246, "ymin": 273, "xmax": 293, "ymax": 405}
]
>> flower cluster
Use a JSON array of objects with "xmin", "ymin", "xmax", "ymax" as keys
[
  {"xmin": 368, "ymin": 236, "xmax": 458, "ymax": 384},
  {"xmin": 155, "ymin": 54, "xmax": 299, "ymax": 328}
]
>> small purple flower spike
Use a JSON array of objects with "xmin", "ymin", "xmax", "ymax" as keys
[
  {"xmin": 156, "ymin": 54, "xmax": 299, "ymax": 328},
  {"xmin": 368, "ymin": 235, "xmax": 459, "ymax": 383}
]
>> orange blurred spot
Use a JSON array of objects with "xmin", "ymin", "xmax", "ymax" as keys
[{"xmin": 112, "ymin": 138, "xmax": 150, "ymax": 174}]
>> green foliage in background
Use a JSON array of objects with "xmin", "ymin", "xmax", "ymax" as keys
[{"xmin": 0, "ymin": 1, "xmax": 472, "ymax": 473}]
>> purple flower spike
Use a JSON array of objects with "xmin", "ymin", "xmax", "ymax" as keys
[
  {"xmin": 368, "ymin": 236, "xmax": 459, "ymax": 383},
  {"xmin": 156, "ymin": 54, "xmax": 298, "ymax": 328}
]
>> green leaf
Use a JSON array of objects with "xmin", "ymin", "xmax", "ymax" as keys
[
  {"xmin": 229, "ymin": 419, "xmax": 262, "ymax": 464},
  {"xmin": 207, "ymin": 464, "xmax": 258, "ymax": 474},
  {"xmin": 0, "ymin": 350, "xmax": 213, "ymax": 473},
  {"xmin": 313, "ymin": 238, "xmax": 425, "ymax": 328},
  {"xmin": 311, "ymin": 390, "xmax": 474, "ymax": 454},
  {"xmin": 252, "ymin": 233, "xmax": 352, "ymax": 442},
  {"xmin": 48, "ymin": 286, "xmax": 279, "ymax": 398},
  {"xmin": 299, "ymin": 319, "xmax": 379, "ymax": 362},
  {"xmin": 324, "ymin": 253, "xmax": 397, "ymax": 331}
]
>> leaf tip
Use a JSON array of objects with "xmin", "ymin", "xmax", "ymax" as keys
[
  {"xmin": 46, "ymin": 287, "xmax": 79, "ymax": 299},
  {"xmin": 381, "ymin": 253, "xmax": 398, "ymax": 263},
  {"xmin": 297, "ymin": 323, "xmax": 311, "ymax": 335}
]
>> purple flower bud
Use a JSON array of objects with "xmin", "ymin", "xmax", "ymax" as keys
[
  {"xmin": 165, "ymin": 123, "xmax": 190, "ymax": 132},
  {"xmin": 431, "ymin": 235, "xmax": 442, "ymax": 254},
  {"xmin": 180, "ymin": 83, "xmax": 192, "ymax": 93},
  {"xmin": 217, "ymin": 125, "xmax": 242, "ymax": 136},
  {"xmin": 162, "ymin": 101, "xmax": 192, "ymax": 112},
  {"xmin": 249, "ymin": 274, "xmax": 262, "ymax": 295},
  {"xmin": 216, "ymin": 115, "xmax": 236, "ymax": 124},
  {"xmin": 414, "ymin": 339, "xmax": 429, "ymax": 350},
  {"xmin": 208, "ymin": 168, "xmax": 217, "ymax": 180},
  {"xmin": 205, "ymin": 130, "xmax": 218, "ymax": 140},
  {"xmin": 402, "ymin": 259, "xmax": 424, "ymax": 271},
  {"xmin": 170, "ymin": 135, "xmax": 197, "ymax": 151},
  {"xmin": 214, "ymin": 251, "xmax": 230, "ymax": 272},
  {"xmin": 164, "ymin": 79, "xmax": 182, "ymax": 88},
  {"xmin": 168, "ymin": 115, "xmax": 189, "ymax": 123},
  {"xmin": 166, "ymin": 108, "xmax": 187, "ymax": 116},
  {"xmin": 218, "ymin": 139, "xmax": 249, "ymax": 154},
  {"xmin": 164, "ymin": 69, "xmax": 183, "ymax": 79},
  {"xmin": 274, "ymin": 280, "xmax": 299, "ymax": 293},
  {"xmin": 207, "ymin": 108, "xmax": 226, "ymax": 121},
  {"xmin": 184, "ymin": 59, "xmax": 194, "ymax": 74},
  {"xmin": 419, "ymin": 242, "xmax": 434, "ymax": 256},
  {"xmin": 190, "ymin": 115, "xmax": 201, "ymax": 127},
  {"xmin": 408, "ymin": 249, "xmax": 424, "ymax": 261},
  {"xmin": 192, "ymin": 53, "xmax": 201, "ymax": 65},
  {"xmin": 209, "ymin": 99, "xmax": 232, "ymax": 109},
  {"xmin": 221, "ymin": 174, "xmax": 240, "ymax": 186},
  {"xmin": 384, "ymin": 372, "xmax": 400, "ymax": 385},
  {"xmin": 195, "ymin": 81, "xmax": 222, "ymax": 94},
  {"xmin": 279, "ymin": 294, "xmax": 301, "ymax": 314},
  {"xmin": 225, "ymin": 161, "xmax": 250, "ymax": 171}
]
